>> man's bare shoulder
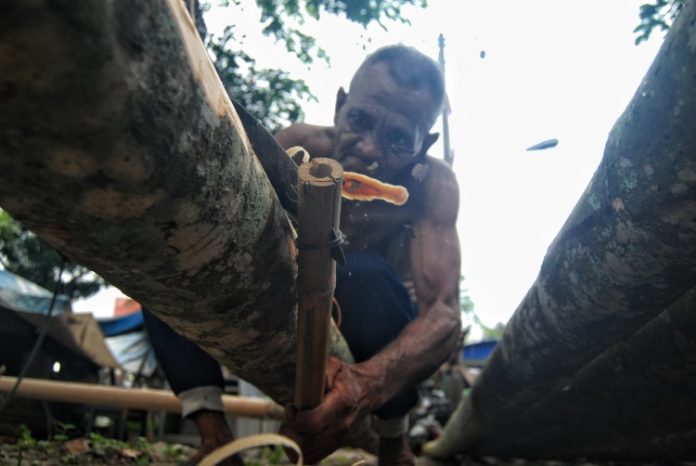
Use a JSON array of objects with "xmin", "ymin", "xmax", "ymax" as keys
[
  {"xmin": 274, "ymin": 123, "xmax": 335, "ymax": 157},
  {"xmin": 418, "ymin": 155, "xmax": 459, "ymax": 224}
]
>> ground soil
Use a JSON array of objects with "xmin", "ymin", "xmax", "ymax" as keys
[
  {"xmin": 2, "ymin": 434, "xmax": 693, "ymax": 466},
  {"xmin": 0, "ymin": 432, "xmax": 379, "ymax": 466}
]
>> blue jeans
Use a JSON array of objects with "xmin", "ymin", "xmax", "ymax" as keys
[
  {"xmin": 142, "ymin": 310, "xmax": 225, "ymax": 391},
  {"xmin": 144, "ymin": 250, "xmax": 418, "ymax": 419}
]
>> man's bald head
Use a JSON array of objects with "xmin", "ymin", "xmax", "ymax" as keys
[{"xmin": 349, "ymin": 45, "xmax": 445, "ymax": 132}]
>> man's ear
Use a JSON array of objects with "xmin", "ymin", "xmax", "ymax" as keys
[
  {"xmin": 334, "ymin": 87, "xmax": 348, "ymax": 126},
  {"xmin": 418, "ymin": 132, "xmax": 439, "ymax": 156}
]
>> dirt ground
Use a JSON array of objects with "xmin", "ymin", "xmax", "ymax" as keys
[
  {"xmin": 0, "ymin": 429, "xmax": 378, "ymax": 466},
  {"xmin": 2, "ymin": 432, "xmax": 692, "ymax": 466}
]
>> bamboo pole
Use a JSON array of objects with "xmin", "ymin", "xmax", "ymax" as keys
[
  {"xmin": 438, "ymin": 33, "xmax": 453, "ymax": 167},
  {"xmin": 294, "ymin": 158, "xmax": 343, "ymax": 410},
  {"xmin": 0, "ymin": 376, "xmax": 284, "ymax": 419}
]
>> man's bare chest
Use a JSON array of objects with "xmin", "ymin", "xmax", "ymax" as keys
[{"xmin": 340, "ymin": 200, "xmax": 415, "ymax": 251}]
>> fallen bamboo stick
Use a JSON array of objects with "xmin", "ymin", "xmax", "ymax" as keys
[
  {"xmin": 294, "ymin": 158, "xmax": 343, "ymax": 410},
  {"xmin": 0, "ymin": 376, "xmax": 284, "ymax": 419}
]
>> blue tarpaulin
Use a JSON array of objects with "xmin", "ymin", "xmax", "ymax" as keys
[
  {"xmin": 97, "ymin": 310, "xmax": 156, "ymax": 376},
  {"xmin": 98, "ymin": 311, "xmax": 145, "ymax": 337},
  {"xmin": 462, "ymin": 339, "xmax": 498, "ymax": 367},
  {"xmin": 0, "ymin": 269, "xmax": 71, "ymax": 314}
]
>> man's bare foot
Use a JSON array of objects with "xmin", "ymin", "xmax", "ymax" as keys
[
  {"xmin": 186, "ymin": 410, "xmax": 244, "ymax": 466},
  {"xmin": 378, "ymin": 435, "xmax": 415, "ymax": 466}
]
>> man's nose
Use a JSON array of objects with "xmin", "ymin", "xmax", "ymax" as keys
[{"xmin": 355, "ymin": 134, "xmax": 381, "ymax": 160}]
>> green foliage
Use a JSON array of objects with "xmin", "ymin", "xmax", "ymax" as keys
[
  {"xmin": 634, "ymin": 0, "xmax": 684, "ymax": 44},
  {"xmin": 88, "ymin": 432, "xmax": 140, "ymax": 459},
  {"xmin": 209, "ymin": 0, "xmax": 427, "ymax": 131},
  {"xmin": 459, "ymin": 275, "xmax": 474, "ymax": 317},
  {"xmin": 0, "ymin": 210, "xmax": 106, "ymax": 301},
  {"xmin": 16, "ymin": 425, "xmax": 36, "ymax": 466},
  {"xmin": 480, "ymin": 321, "xmax": 505, "ymax": 340},
  {"xmin": 263, "ymin": 445, "xmax": 285, "ymax": 465},
  {"xmin": 53, "ymin": 422, "xmax": 78, "ymax": 442},
  {"xmin": 1, "ymin": 430, "xmax": 195, "ymax": 465},
  {"xmin": 459, "ymin": 275, "xmax": 505, "ymax": 340},
  {"xmin": 208, "ymin": 26, "xmax": 316, "ymax": 133},
  {"xmin": 18, "ymin": 424, "xmax": 36, "ymax": 448},
  {"xmin": 459, "ymin": 279, "xmax": 474, "ymax": 316},
  {"xmin": 244, "ymin": 445, "xmax": 286, "ymax": 466},
  {"xmin": 219, "ymin": 0, "xmax": 427, "ymax": 64}
]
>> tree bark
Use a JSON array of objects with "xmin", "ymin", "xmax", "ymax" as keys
[
  {"xmin": 0, "ymin": 0, "xmax": 352, "ymax": 404},
  {"xmin": 427, "ymin": 1, "xmax": 696, "ymax": 460}
]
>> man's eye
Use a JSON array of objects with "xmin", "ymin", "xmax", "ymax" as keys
[
  {"xmin": 347, "ymin": 110, "xmax": 373, "ymax": 132},
  {"xmin": 386, "ymin": 130, "xmax": 413, "ymax": 150}
]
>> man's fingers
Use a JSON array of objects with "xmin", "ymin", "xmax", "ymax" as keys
[
  {"xmin": 283, "ymin": 403, "xmax": 298, "ymax": 421},
  {"xmin": 300, "ymin": 433, "xmax": 342, "ymax": 464},
  {"xmin": 278, "ymin": 424, "xmax": 301, "ymax": 463},
  {"xmin": 287, "ymin": 405, "xmax": 333, "ymax": 434},
  {"xmin": 283, "ymin": 444, "xmax": 300, "ymax": 464},
  {"xmin": 280, "ymin": 358, "xmax": 356, "ymax": 462},
  {"xmin": 279, "ymin": 423, "xmax": 341, "ymax": 464},
  {"xmin": 286, "ymin": 381, "xmax": 347, "ymax": 433},
  {"xmin": 324, "ymin": 356, "xmax": 343, "ymax": 390}
]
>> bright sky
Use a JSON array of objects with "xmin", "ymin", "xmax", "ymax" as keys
[{"xmin": 76, "ymin": 1, "xmax": 664, "ymax": 328}]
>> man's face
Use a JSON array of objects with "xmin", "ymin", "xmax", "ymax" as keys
[{"xmin": 333, "ymin": 63, "xmax": 436, "ymax": 181}]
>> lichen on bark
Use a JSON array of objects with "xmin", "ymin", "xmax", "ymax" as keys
[{"xmin": 0, "ymin": 0, "xmax": 355, "ymax": 404}]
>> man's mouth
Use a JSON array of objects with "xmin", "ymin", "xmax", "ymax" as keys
[
  {"xmin": 365, "ymin": 161, "xmax": 380, "ymax": 172},
  {"xmin": 338, "ymin": 155, "xmax": 379, "ymax": 174}
]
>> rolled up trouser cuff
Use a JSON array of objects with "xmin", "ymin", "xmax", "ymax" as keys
[
  {"xmin": 374, "ymin": 414, "xmax": 409, "ymax": 438},
  {"xmin": 179, "ymin": 386, "xmax": 225, "ymax": 418}
]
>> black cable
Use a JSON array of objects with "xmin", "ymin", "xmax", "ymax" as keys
[
  {"xmin": 295, "ymin": 229, "xmax": 344, "ymax": 251},
  {"xmin": 0, "ymin": 257, "xmax": 66, "ymax": 416}
]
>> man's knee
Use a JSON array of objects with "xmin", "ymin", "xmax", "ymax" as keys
[
  {"xmin": 336, "ymin": 251, "xmax": 416, "ymax": 361},
  {"xmin": 374, "ymin": 387, "xmax": 419, "ymax": 421}
]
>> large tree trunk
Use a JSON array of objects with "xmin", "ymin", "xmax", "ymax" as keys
[
  {"xmin": 426, "ymin": 2, "xmax": 696, "ymax": 460},
  {"xmin": 0, "ymin": 0, "xmax": 351, "ymax": 404}
]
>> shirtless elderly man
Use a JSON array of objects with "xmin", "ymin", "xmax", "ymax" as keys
[{"xmin": 144, "ymin": 44, "xmax": 461, "ymax": 466}]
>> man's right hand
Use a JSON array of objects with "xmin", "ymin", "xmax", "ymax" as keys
[{"xmin": 280, "ymin": 356, "xmax": 381, "ymax": 464}]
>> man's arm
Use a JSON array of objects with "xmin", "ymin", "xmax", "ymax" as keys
[
  {"xmin": 361, "ymin": 160, "xmax": 462, "ymax": 406},
  {"xmin": 274, "ymin": 123, "xmax": 335, "ymax": 158},
  {"xmin": 281, "ymin": 160, "xmax": 462, "ymax": 462}
]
